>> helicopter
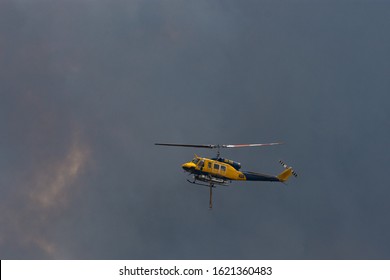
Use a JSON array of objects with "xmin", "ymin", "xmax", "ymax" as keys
[{"xmin": 155, "ymin": 142, "xmax": 297, "ymax": 208}]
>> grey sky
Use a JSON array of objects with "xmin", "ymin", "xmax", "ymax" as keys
[{"xmin": 1, "ymin": 0, "xmax": 389, "ymax": 259}]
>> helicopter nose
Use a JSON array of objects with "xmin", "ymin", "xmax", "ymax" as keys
[{"xmin": 182, "ymin": 162, "xmax": 195, "ymax": 171}]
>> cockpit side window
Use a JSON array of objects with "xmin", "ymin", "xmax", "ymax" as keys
[{"xmin": 192, "ymin": 158, "xmax": 199, "ymax": 164}]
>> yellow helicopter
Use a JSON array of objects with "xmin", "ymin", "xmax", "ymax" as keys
[{"xmin": 155, "ymin": 142, "xmax": 297, "ymax": 208}]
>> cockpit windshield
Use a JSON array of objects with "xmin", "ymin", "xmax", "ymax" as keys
[{"xmin": 192, "ymin": 158, "xmax": 199, "ymax": 164}]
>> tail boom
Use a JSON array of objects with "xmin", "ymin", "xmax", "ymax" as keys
[
  {"xmin": 242, "ymin": 160, "xmax": 297, "ymax": 183},
  {"xmin": 242, "ymin": 171, "xmax": 280, "ymax": 182}
]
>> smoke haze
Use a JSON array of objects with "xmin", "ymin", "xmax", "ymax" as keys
[{"xmin": 1, "ymin": 0, "xmax": 389, "ymax": 259}]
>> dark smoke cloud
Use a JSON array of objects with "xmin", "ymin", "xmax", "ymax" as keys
[{"xmin": 1, "ymin": 0, "xmax": 389, "ymax": 259}]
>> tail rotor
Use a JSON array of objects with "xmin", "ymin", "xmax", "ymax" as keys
[
  {"xmin": 277, "ymin": 160, "xmax": 298, "ymax": 182},
  {"xmin": 279, "ymin": 160, "xmax": 298, "ymax": 177}
]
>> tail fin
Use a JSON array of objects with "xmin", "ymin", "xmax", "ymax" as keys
[{"xmin": 277, "ymin": 160, "xmax": 298, "ymax": 182}]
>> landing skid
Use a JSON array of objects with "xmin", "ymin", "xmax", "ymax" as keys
[
  {"xmin": 186, "ymin": 179, "xmax": 230, "ymax": 187},
  {"xmin": 186, "ymin": 179, "xmax": 216, "ymax": 187},
  {"xmin": 188, "ymin": 175, "xmax": 230, "ymax": 186}
]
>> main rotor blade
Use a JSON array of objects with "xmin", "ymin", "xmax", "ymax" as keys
[
  {"xmin": 155, "ymin": 143, "xmax": 215, "ymax": 149},
  {"xmin": 223, "ymin": 142, "xmax": 282, "ymax": 148},
  {"xmin": 155, "ymin": 142, "xmax": 282, "ymax": 149}
]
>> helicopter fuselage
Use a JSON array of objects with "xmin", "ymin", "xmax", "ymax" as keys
[{"xmin": 182, "ymin": 156, "xmax": 282, "ymax": 185}]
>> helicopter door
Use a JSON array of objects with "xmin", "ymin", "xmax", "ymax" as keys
[
  {"xmin": 220, "ymin": 165, "xmax": 227, "ymax": 175},
  {"xmin": 213, "ymin": 163, "xmax": 220, "ymax": 174},
  {"xmin": 197, "ymin": 160, "xmax": 205, "ymax": 170}
]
